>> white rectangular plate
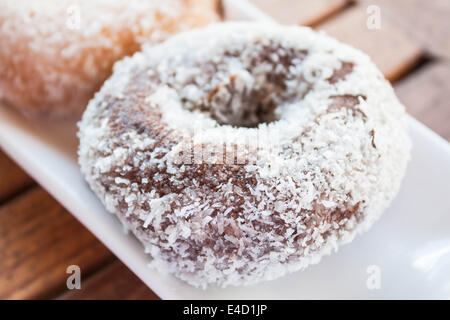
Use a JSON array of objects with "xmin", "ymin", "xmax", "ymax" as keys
[{"xmin": 0, "ymin": 0, "xmax": 449, "ymax": 299}]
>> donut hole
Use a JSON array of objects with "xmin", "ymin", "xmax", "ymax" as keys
[
  {"xmin": 203, "ymin": 74, "xmax": 283, "ymax": 127},
  {"xmin": 176, "ymin": 41, "xmax": 309, "ymax": 128}
]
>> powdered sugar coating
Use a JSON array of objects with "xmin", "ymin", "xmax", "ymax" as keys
[
  {"xmin": 0, "ymin": 0, "xmax": 220, "ymax": 118},
  {"xmin": 78, "ymin": 22, "xmax": 411, "ymax": 288}
]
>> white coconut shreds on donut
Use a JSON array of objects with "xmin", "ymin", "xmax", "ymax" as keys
[
  {"xmin": 0, "ymin": 0, "xmax": 220, "ymax": 118},
  {"xmin": 78, "ymin": 22, "xmax": 411, "ymax": 288}
]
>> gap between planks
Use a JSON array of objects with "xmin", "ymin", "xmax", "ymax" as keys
[
  {"xmin": 0, "ymin": 150, "xmax": 34, "ymax": 204},
  {"xmin": 249, "ymin": 0, "xmax": 350, "ymax": 26},
  {"xmin": 0, "ymin": 187, "xmax": 115, "ymax": 299}
]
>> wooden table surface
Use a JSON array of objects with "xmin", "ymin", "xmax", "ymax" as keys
[{"xmin": 0, "ymin": 0, "xmax": 449, "ymax": 300}]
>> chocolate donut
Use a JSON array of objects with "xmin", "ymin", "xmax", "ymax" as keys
[
  {"xmin": 0, "ymin": 0, "xmax": 220, "ymax": 118},
  {"xmin": 78, "ymin": 22, "xmax": 411, "ymax": 287}
]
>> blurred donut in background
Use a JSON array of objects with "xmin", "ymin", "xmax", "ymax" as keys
[{"xmin": 0, "ymin": 0, "xmax": 221, "ymax": 118}]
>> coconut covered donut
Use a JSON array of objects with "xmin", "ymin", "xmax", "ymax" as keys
[
  {"xmin": 0, "ymin": 0, "xmax": 220, "ymax": 118},
  {"xmin": 78, "ymin": 22, "xmax": 411, "ymax": 288}
]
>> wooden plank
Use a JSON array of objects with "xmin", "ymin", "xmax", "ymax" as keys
[
  {"xmin": 249, "ymin": 0, "xmax": 348, "ymax": 26},
  {"xmin": 360, "ymin": 0, "xmax": 450, "ymax": 59},
  {"xmin": 58, "ymin": 260, "xmax": 159, "ymax": 300},
  {"xmin": 0, "ymin": 187, "xmax": 114, "ymax": 299},
  {"xmin": 317, "ymin": 5, "xmax": 424, "ymax": 81},
  {"xmin": 395, "ymin": 62, "xmax": 450, "ymax": 141},
  {"xmin": 0, "ymin": 150, "xmax": 34, "ymax": 203}
]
